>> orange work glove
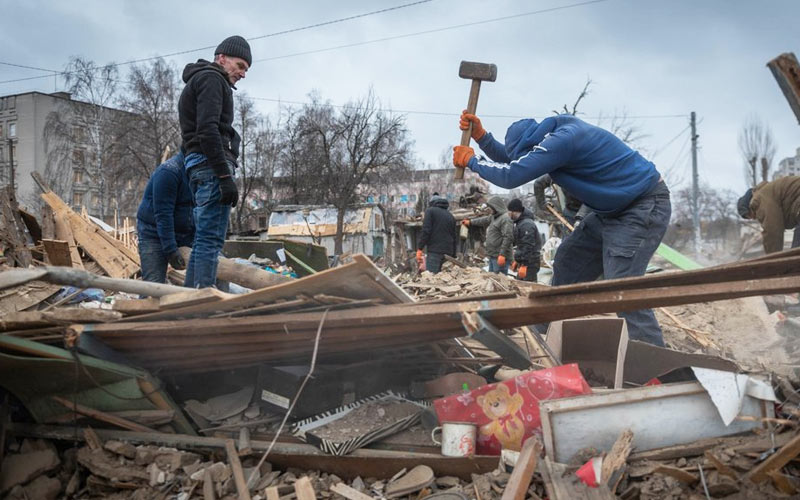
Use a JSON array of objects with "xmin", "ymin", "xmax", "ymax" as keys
[
  {"xmin": 459, "ymin": 110, "xmax": 486, "ymax": 141},
  {"xmin": 497, "ymin": 255, "xmax": 506, "ymax": 267},
  {"xmin": 511, "ymin": 261, "xmax": 518, "ymax": 272},
  {"xmin": 416, "ymin": 249, "xmax": 424, "ymax": 263},
  {"xmin": 518, "ymin": 265, "xmax": 528, "ymax": 279},
  {"xmin": 453, "ymin": 145, "xmax": 475, "ymax": 168},
  {"xmin": 461, "ymin": 219, "xmax": 471, "ymax": 226}
]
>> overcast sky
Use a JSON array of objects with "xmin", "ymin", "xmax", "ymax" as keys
[{"xmin": 2, "ymin": 0, "xmax": 798, "ymax": 195}]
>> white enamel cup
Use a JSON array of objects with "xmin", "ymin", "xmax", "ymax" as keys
[{"xmin": 431, "ymin": 421, "xmax": 477, "ymax": 457}]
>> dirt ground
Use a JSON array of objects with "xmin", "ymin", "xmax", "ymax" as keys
[{"xmin": 656, "ymin": 296, "xmax": 795, "ymax": 376}]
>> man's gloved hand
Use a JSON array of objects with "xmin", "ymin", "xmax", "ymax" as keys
[
  {"xmin": 497, "ymin": 255, "xmax": 506, "ymax": 267},
  {"xmin": 168, "ymin": 251, "xmax": 186, "ymax": 270},
  {"xmin": 453, "ymin": 146, "xmax": 475, "ymax": 168},
  {"xmin": 459, "ymin": 111, "xmax": 486, "ymax": 141},
  {"xmin": 511, "ymin": 261, "xmax": 518, "ymax": 272},
  {"xmin": 461, "ymin": 219, "xmax": 471, "ymax": 226},
  {"xmin": 518, "ymin": 265, "xmax": 528, "ymax": 279},
  {"xmin": 416, "ymin": 249, "xmax": 424, "ymax": 263},
  {"xmin": 219, "ymin": 175, "xmax": 239, "ymax": 207}
]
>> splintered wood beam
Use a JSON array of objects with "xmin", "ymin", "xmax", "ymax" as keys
[
  {"xmin": 225, "ymin": 438, "xmax": 252, "ymax": 500},
  {"xmin": 746, "ymin": 432, "xmax": 800, "ymax": 483},
  {"xmin": 50, "ymin": 396, "xmax": 157, "ymax": 433},
  {"xmin": 501, "ymin": 437, "xmax": 542, "ymax": 500}
]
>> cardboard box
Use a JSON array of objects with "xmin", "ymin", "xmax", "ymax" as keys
[{"xmin": 546, "ymin": 318, "xmax": 628, "ymax": 389}]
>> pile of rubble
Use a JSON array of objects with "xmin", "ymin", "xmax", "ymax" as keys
[{"xmin": 392, "ymin": 261, "xmax": 532, "ymax": 300}]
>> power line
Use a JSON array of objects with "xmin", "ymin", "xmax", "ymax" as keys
[
  {"xmin": 0, "ymin": 0, "xmax": 435, "ymax": 85},
  {"xmin": 651, "ymin": 122, "xmax": 691, "ymax": 158},
  {"xmin": 256, "ymin": 0, "xmax": 612, "ymax": 63}
]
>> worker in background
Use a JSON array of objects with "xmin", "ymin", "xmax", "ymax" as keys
[
  {"xmin": 417, "ymin": 193, "xmax": 457, "ymax": 273},
  {"xmin": 462, "ymin": 196, "xmax": 513, "ymax": 274},
  {"xmin": 737, "ymin": 176, "xmax": 800, "ymax": 254},
  {"xmin": 454, "ymin": 111, "xmax": 670, "ymax": 346},
  {"xmin": 507, "ymin": 198, "xmax": 542, "ymax": 282},
  {"xmin": 136, "ymin": 151, "xmax": 194, "ymax": 284},
  {"xmin": 179, "ymin": 35, "xmax": 250, "ymax": 288}
]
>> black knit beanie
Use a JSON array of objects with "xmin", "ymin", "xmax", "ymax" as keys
[
  {"xmin": 507, "ymin": 198, "xmax": 524, "ymax": 212},
  {"xmin": 215, "ymin": 36, "xmax": 252, "ymax": 67},
  {"xmin": 737, "ymin": 188, "xmax": 753, "ymax": 218}
]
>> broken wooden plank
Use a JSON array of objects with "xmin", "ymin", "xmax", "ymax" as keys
[
  {"xmin": 704, "ymin": 450, "xmax": 738, "ymax": 480},
  {"xmin": 0, "ymin": 281, "xmax": 60, "ymax": 316},
  {"xmin": 225, "ymin": 438, "xmax": 252, "ymax": 500},
  {"xmin": 41, "ymin": 191, "xmax": 137, "ymax": 278},
  {"xmin": 330, "ymin": 482, "xmax": 376, "ymax": 500},
  {"xmin": 501, "ymin": 436, "xmax": 542, "ymax": 500},
  {"xmin": 746, "ymin": 431, "xmax": 800, "ymax": 483},
  {"xmin": 53, "ymin": 212, "xmax": 84, "ymax": 269},
  {"xmin": 158, "ymin": 287, "xmax": 233, "ymax": 310},
  {"xmin": 294, "ymin": 476, "xmax": 317, "ymax": 500},
  {"xmin": 113, "ymin": 298, "xmax": 161, "ymax": 315},
  {"xmin": 41, "ymin": 239, "xmax": 73, "ymax": 267},
  {"xmin": 653, "ymin": 465, "xmax": 699, "ymax": 485},
  {"xmin": 50, "ymin": 397, "xmax": 157, "ymax": 433},
  {"xmin": 203, "ymin": 469, "xmax": 217, "ymax": 500},
  {"xmin": 0, "ymin": 309, "xmax": 122, "ymax": 332},
  {"xmin": 0, "ymin": 185, "xmax": 32, "ymax": 268},
  {"xmin": 265, "ymin": 486, "xmax": 280, "ymax": 500},
  {"xmin": 601, "ymin": 429, "xmax": 633, "ymax": 487}
]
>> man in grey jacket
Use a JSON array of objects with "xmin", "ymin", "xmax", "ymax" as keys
[{"xmin": 463, "ymin": 196, "xmax": 513, "ymax": 273}]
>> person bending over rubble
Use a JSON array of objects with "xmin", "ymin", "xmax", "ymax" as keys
[
  {"xmin": 737, "ymin": 176, "xmax": 800, "ymax": 254},
  {"xmin": 507, "ymin": 198, "xmax": 542, "ymax": 282},
  {"xmin": 454, "ymin": 112, "xmax": 671, "ymax": 346},
  {"xmin": 179, "ymin": 35, "xmax": 251, "ymax": 288},
  {"xmin": 417, "ymin": 193, "xmax": 457, "ymax": 273},
  {"xmin": 136, "ymin": 151, "xmax": 194, "ymax": 284},
  {"xmin": 462, "ymin": 196, "xmax": 513, "ymax": 274}
]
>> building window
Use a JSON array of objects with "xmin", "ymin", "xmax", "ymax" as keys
[
  {"xmin": 374, "ymin": 213, "xmax": 382, "ymax": 228},
  {"xmin": 390, "ymin": 195, "xmax": 395, "ymax": 202},
  {"xmin": 0, "ymin": 124, "xmax": 3, "ymax": 138},
  {"xmin": 366, "ymin": 195, "xmax": 375, "ymax": 203},
  {"xmin": 91, "ymin": 193, "xmax": 101, "ymax": 208},
  {"xmin": 258, "ymin": 216, "xmax": 268, "ymax": 228},
  {"xmin": 73, "ymin": 192, "xmax": 84, "ymax": 206},
  {"xmin": 8, "ymin": 123, "xmax": 15, "ymax": 138},
  {"xmin": 73, "ymin": 169, "xmax": 83, "ymax": 183},
  {"xmin": 410, "ymin": 194, "xmax": 417, "ymax": 202},
  {"xmin": 379, "ymin": 194, "xmax": 388, "ymax": 203},
  {"xmin": 400, "ymin": 194, "xmax": 408, "ymax": 203}
]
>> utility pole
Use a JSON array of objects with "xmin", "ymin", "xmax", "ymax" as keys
[{"xmin": 690, "ymin": 111, "xmax": 700, "ymax": 254}]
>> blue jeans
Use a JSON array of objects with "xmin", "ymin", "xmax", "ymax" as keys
[
  {"xmin": 488, "ymin": 257, "xmax": 508, "ymax": 274},
  {"xmin": 138, "ymin": 232, "xmax": 169, "ymax": 284},
  {"xmin": 184, "ymin": 163, "xmax": 232, "ymax": 289},
  {"xmin": 426, "ymin": 252, "xmax": 444, "ymax": 273},
  {"xmin": 551, "ymin": 182, "xmax": 671, "ymax": 346}
]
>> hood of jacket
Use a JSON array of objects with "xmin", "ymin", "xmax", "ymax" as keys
[
  {"xmin": 504, "ymin": 116, "xmax": 558, "ymax": 160},
  {"xmin": 182, "ymin": 59, "xmax": 230, "ymax": 86},
  {"xmin": 515, "ymin": 207, "xmax": 534, "ymax": 223},
  {"xmin": 486, "ymin": 196, "xmax": 507, "ymax": 216},
  {"xmin": 429, "ymin": 195, "xmax": 449, "ymax": 210}
]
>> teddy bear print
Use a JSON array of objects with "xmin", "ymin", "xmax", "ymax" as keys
[{"xmin": 477, "ymin": 384, "xmax": 525, "ymax": 451}]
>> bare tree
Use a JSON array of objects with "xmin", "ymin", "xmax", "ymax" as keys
[
  {"xmin": 231, "ymin": 93, "xmax": 282, "ymax": 232},
  {"xmin": 118, "ymin": 58, "xmax": 181, "ymax": 181},
  {"xmin": 43, "ymin": 56, "xmax": 128, "ymax": 219},
  {"xmin": 302, "ymin": 89, "xmax": 412, "ymax": 254},
  {"xmin": 275, "ymin": 103, "xmax": 325, "ymax": 205},
  {"xmin": 554, "ymin": 78, "xmax": 592, "ymax": 115},
  {"xmin": 739, "ymin": 114, "xmax": 777, "ymax": 187}
]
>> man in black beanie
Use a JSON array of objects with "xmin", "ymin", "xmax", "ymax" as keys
[
  {"xmin": 507, "ymin": 198, "xmax": 542, "ymax": 282},
  {"xmin": 737, "ymin": 176, "xmax": 800, "ymax": 254},
  {"xmin": 179, "ymin": 35, "xmax": 251, "ymax": 288}
]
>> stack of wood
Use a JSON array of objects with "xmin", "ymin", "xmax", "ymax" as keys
[{"xmin": 392, "ymin": 260, "xmax": 533, "ymax": 300}]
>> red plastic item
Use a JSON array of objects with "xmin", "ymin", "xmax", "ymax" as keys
[{"xmin": 433, "ymin": 364, "xmax": 591, "ymax": 455}]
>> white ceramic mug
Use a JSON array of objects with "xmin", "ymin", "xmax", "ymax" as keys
[{"xmin": 431, "ymin": 421, "xmax": 477, "ymax": 457}]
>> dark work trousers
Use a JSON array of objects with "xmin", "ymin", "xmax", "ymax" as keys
[
  {"xmin": 551, "ymin": 181, "xmax": 672, "ymax": 346},
  {"xmin": 137, "ymin": 232, "xmax": 169, "ymax": 284},
  {"xmin": 426, "ymin": 252, "xmax": 445, "ymax": 273}
]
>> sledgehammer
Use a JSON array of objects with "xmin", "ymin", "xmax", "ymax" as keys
[{"xmin": 455, "ymin": 60, "xmax": 497, "ymax": 180}]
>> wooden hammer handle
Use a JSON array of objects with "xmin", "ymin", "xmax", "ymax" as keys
[{"xmin": 455, "ymin": 79, "xmax": 483, "ymax": 180}]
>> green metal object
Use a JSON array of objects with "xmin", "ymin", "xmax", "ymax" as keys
[
  {"xmin": 655, "ymin": 243, "xmax": 703, "ymax": 271},
  {"xmin": 284, "ymin": 249, "xmax": 317, "ymax": 275},
  {"xmin": 0, "ymin": 335, "xmax": 195, "ymax": 434}
]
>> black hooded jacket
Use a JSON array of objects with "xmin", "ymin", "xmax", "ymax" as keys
[
  {"xmin": 178, "ymin": 60, "xmax": 241, "ymax": 174},
  {"xmin": 512, "ymin": 208, "xmax": 542, "ymax": 266},
  {"xmin": 418, "ymin": 197, "xmax": 457, "ymax": 256}
]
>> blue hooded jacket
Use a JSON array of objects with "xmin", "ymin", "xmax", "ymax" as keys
[
  {"xmin": 468, "ymin": 115, "xmax": 661, "ymax": 213},
  {"xmin": 136, "ymin": 152, "xmax": 195, "ymax": 256}
]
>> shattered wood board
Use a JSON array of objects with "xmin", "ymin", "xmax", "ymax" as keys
[
  {"xmin": 41, "ymin": 191, "xmax": 138, "ymax": 278},
  {"xmin": 0, "ymin": 309, "xmax": 123, "ymax": 332},
  {"xmin": 127, "ymin": 254, "xmax": 414, "ymax": 321},
  {"xmin": 539, "ymin": 381, "xmax": 773, "ymax": 463},
  {"xmin": 41, "ymin": 239, "xmax": 73, "ymax": 267},
  {"xmin": 0, "ymin": 281, "xmax": 60, "ymax": 316}
]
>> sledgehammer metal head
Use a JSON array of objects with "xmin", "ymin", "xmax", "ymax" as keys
[
  {"xmin": 455, "ymin": 61, "xmax": 497, "ymax": 180},
  {"xmin": 459, "ymin": 61, "xmax": 497, "ymax": 82}
]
